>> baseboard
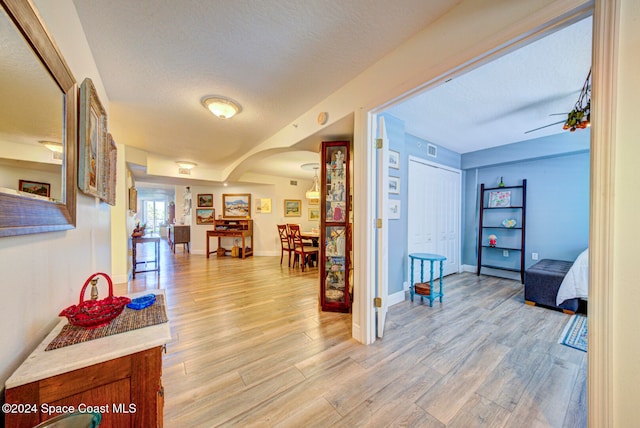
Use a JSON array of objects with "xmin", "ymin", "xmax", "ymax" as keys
[
  {"xmin": 388, "ymin": 289, "xmax": 406, "ymax": 307},
  {"xmin": 461, "ymin": 264, "xmax": 476, "ymax": 273},
  {"xmin": 111, "ymin": 274, "xmax": 129, "ymax": 285}
]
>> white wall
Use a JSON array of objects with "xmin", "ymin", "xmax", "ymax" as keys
[
  {"xmin": 0, "ymin": 0, "xmax": 112, "ymax": 387},
  {"xmin": 170, "ymin": 177, "xmax": 318, "ymax": 256},
  {"xmin": 613, "ymin": 0, "xmax": 640, "ymax": 423}
]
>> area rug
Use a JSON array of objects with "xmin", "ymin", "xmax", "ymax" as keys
[{"xmin": 559, "ymin": 314, "xmax": 587, "ymax": 352}]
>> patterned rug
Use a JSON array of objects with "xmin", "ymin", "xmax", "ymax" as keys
[
  {"xmin": 559, "ymin": 314, "xmax": 587, "ymax": 352},
  {"xmin": 46, "ymin": 294, "xmax": 168, "ymax": 351}
]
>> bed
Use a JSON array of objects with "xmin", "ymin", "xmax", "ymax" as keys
[{"xmin": 524, "ymin": 249, "xmax": 588, "ymax": 313}]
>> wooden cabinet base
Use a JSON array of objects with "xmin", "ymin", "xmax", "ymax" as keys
[{"xmin": 5, "ymin": 347, "xmax": 163, "ymax": 428}]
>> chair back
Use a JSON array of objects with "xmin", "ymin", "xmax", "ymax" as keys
[
  {"xmin": 277, "ymin": 224, "xmax": 292, "ymax": 249},
  {"xmin": 287, "ymin": 224, "xmax": 304, "ymax": 249}
]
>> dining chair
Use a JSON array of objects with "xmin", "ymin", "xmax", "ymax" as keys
[
  {"xmin": 277, "ymin": 224, "xmax": 294, "ymax": 266},
  {"xmin": 288, "ymin": 224, "xmax": 319, "ymax": 272}
]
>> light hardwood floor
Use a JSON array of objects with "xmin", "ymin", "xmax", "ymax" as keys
[{"xmin": 120, "ymin": 239, "xmax": 586, "ymax": 428}]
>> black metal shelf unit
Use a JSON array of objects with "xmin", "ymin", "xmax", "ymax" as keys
[{"xmin": 477, "ymin": 179, "xmax": 527, "ymax": 283}]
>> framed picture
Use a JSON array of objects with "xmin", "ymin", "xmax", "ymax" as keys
[
  {"xmin": 308, "ymin": 197, "xmax": 319, "ymax": 206},
  {"xmin": 19, "ymin": 180, "xmax": 50, "ymax": 197},
  {"xmin": 128, "ymin": 187, "xmax": 138, "ymax": 213},
  {"xmin": 103, "ymin": 133, "xmax": 117, "ymax": 206},
  {"xmin": 196, "ymin": 208, "xmax": 215, "ymax": 225},
  {"xmin": 388, "ymin": 199, "xmax": 401, "ymax": 220},
  {"xmin": 389, "ymin": 150, "xmax": 400, "ymax": 169},
  {"xmin": 255, "ymin": 198, "xmax": 272, "ymax": 213},
  {"xmin": 197, "ymin": 193, "xmax": 213, "ymax": 207},
  {"xmin": 389, "ymin": 176, "xmax": 400, "ymax": 194},
  {"xmin": 308, "ymin": 207, "xmax": 320, "ymax": 221},
  {"xmin": 222, "ymin": 193, "xmax": 251, "ymax": 218},
  {"xmin": 284, "ymin": 199, "xmax": 302, "ymax": 217},
  {"xmin": 488, "ymin": 190, "xmax": 511, "ymax": 208},
  {"xmin": 78, "ymin": 78, "xmax": 107, "ymax": 198}
]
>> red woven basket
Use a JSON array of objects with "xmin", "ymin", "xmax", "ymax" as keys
[{"xmin": 59, "ymin": 272, "xmax": 131, "ymax": 329}]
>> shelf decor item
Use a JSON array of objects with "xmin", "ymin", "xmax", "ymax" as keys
[
  {"xmin": 59, "ymin": 273, "xmax": 131, "ymax": 329},
  {"xmin": 502, "ymin": 218, "xmax": 517, "ymax": 228},
  {"xmin": 488, "ymin": 190, "xmax": 511, "ymax": 207}
]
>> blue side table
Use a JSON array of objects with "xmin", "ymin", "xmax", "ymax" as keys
[{"xmin": 409, "ymin": 253, "xmax": 446, "ymax": 306}]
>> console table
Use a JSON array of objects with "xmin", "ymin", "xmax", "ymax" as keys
[
  {"xmin": 168, "ymin": 224, "xmax": 190, "ymax": 253},
  {"xmin": 206, "ymin": 219, "xmax": 253, "ymax": 259},
  {"xmin": 409, "ymin": 253, "xmax": 446, "ymax": 306},
  {"xmin": 132, "ymin": 235, "xmax": 160, "ymax": 279},
  {"xmin": 4, "ymin": 290, "xmax": 171, "ymax": 427}
]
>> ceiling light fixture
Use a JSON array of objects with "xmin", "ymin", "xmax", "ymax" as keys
[
  {"xmin": 563, "ymin": 69, "xmax": 591, "ymax": 132},
  {"xmin": 305, "ymin": 166, "xmax": 321, "ymax": 200},
  {"xmin": 39, "ymin": 140, "xmax": 63, "ymax": 153},
  {"xmin": 201, "ymin": 96, "xmax": 242, "ymax": 119},
  {"xmin": 176, "ymin": 161, "xmax": 197, "ymax": 169}
]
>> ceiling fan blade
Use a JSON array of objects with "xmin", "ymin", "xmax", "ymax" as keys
[{"xmin": 524, "ymin": 120, "xmax": 566, "ymax": 134}]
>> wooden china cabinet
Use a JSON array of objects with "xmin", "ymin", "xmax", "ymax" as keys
[{"xmin": 320, "ymin": 141, "xmax": 352, "ymax": 312}]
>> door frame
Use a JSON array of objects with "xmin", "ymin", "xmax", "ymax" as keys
[{"xmin": 353, "ymin": 2, "xmax": 616, "ymax": 426}]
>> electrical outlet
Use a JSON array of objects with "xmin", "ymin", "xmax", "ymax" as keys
[
  {"xmin": 503, "ymin": 250, "xmax": 509, "ymax": 257},
  {"xmin": 532, "ymin": 252, "xmax": 539, "ymax": 260}
]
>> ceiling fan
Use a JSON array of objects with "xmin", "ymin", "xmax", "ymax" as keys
[{"xmin": 525, "ymin": 69, "xmax": 591, "ymax": 134}]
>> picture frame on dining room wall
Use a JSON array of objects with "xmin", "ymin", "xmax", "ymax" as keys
[
  {"xmin": 222, "ymin": 193, "xmax": 251, "ymax": 218},
  {"xmin": 389, "ymin": 150, "xmax": 400, "ymax": 169},
  {"xmin": 197, "ymin": 193, "xmax": 213, "ymax": 207},
  {"xmin": 78, "ymin": 78, "xmax": 108, "ymax": 199},
  {"xmin": 284, "ymin": 199, "xmax": 302, "ymax": 217}
]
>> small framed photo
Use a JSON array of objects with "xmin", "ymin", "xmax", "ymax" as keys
[
  {"xmin": 78, "ymin": 78, "xmax": 107, "ymax": 199},
  {"xmin": 19, "ymin": 180, "xmax": 50, "ymax": 197},
  {"xmin": 255, "ymin": 198, "xmax": 272, "ymax": 213},
  {"xmin": 223, "ymin": 193, "xmax": 251, "ymax": 218},
  {"xmin": 308, "ymin": 207, "xmax": 320, "ymax": 221},
  {"xmin": 388, "ymin": 199, "xmax": 401, "ymax": 220},
  {"xmin": 128, "ymin": 187, "xmax": 138, "ymax": 213},
  {"xmin": 196, "ymin": 208, "xmax": 215, "ymax": 224},
  {"xmin": 488, "ymin": 191, "xmax": 511, "ymax": 208},
  {"xmin": 308, "ymin": 197, "xmax": 319, "ymax": 206},
  {"xmin": 197, "ymin": 193, "xmax": 213, "ymax": 207},
  {"xmin": 389, "ymin": 150, "xmax": 400, "ymax": 169},
  {"xmin": 389, "ymin": 176, "xmax": 400, "ymax": 194},
  {"xmin": 284, "ymin": 199, "xmax": 302, "ymax": 217}
]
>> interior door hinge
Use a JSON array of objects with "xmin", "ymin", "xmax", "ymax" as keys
[
  {"xmin": 375, "ymin": 138, "xmax": 383, "ymax": 149},
  {"xmin": 374, "ymin": 297, "xmax": 382, "ymax": 308},
  {"xmin": 376, "ymin": 218, "xmax": 382, "ymax": 228}
]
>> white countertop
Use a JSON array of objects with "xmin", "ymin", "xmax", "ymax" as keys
[{"xmin": 5, "ymin": 289, "xmax": 171, "ymax": 389}]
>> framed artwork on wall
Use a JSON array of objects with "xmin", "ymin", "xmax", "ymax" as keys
[
  {"xmin": 78, "ymin": 78, "xmax": 107, "ymax": 199},
  {"xmin": 308, "ymin": 207, "xmax": 320, "ymax": 221},
  {"xmin": 196, "ymin": 208, "xmax": 215, "ymax": 224},
  {"xmin": 222, "ymin": 193, "xmax": 251, "ymax": 218},
  {"xmin": 18, "ymin": 180, "xmax": 50, "ymax": 197},
  {"xmin": 128, "ymin": 187, "xmax": 137, "ymax": 213},
  {"xmin": 389, "ymin": 199, "xmax": 401, "ymax": 219},
  {"xmin": 255, "ymin": 198, "xmax": 272, "ymax": 213},
  {"xmin": 197, "ymin": 193, "xmax": 213, "ymax": 207},
  {"xmin": 389, "ymin": 150, "xmax": 400, "ymax": 169},
  {"xmin": 284, "ymin": 199, "xmax": 302, "ymax": 217},
  {"xmin": 389, "ymin": 176, "xmax": 400, "ymax": 194}
]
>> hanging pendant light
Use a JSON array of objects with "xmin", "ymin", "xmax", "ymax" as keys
[{"xmin": 305, "ymin": 167, "xmax": 320, "ymax": 200}]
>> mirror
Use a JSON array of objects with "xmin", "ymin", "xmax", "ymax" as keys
[{"xmin": 0, "ymin": 0, "xmax": 77, "ymax": 237}]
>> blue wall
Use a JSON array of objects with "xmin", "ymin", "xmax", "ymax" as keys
[{"xmin": 381, "ymin": 112, "xmax": 590, "ymax": 296}]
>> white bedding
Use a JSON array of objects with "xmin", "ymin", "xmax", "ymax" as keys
[{"xmin": 556, "ymin": 248, "xmax": 589, "ymax": 305}]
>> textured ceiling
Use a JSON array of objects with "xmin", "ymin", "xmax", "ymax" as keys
[
  {"xmin": 385, "ymin": 16, "xmax": 592, "ymax": 153},
  {"xmin": 71, "ymin": 0, "xmax": 461, "ymax": 181},
  {"xmin": 68, "ymin": 1, "xmax": 591, "ymax": 186}
]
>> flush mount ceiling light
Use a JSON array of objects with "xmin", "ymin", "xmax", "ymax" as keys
[
  {"xmin": 201, "ymin": 96, "xmax": 242, "ymax": 119},
  {"xmin": 176, "ymin": 161, "xmax": 197, "ymax": 169},
  {"xmin": 39, "ymin": 140, "xmax": 63, "ymax": 153}
]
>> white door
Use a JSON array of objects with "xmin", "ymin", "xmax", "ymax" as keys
[
  {"xmin": 376, "ymin": 116, "xmax": 389, "ymax": 338},
  {"xmin": 408, "ymin": 159, "xmax": 461, "ymax": 282}
]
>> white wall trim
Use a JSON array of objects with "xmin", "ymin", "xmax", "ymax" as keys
[
  {"xmin": 589, "ymin": 0, "xmax": 618, "ymax": 426},
  {"xmin": 388, "ymin": 290, "xmax": 406, "ymax": 307}
]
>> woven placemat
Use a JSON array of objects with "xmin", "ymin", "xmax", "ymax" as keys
[{"xmin": 46, "ymin": 294, "xmax": 168, "ymax": 351}]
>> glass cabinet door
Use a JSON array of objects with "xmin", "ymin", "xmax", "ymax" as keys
[{"xmin": 320, "ymin": 141, "xmax": 351, "ymax": 312}]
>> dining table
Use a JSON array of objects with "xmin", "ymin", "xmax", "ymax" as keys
[{"xmin": 300, "ymin": 231, "xmax": 320, "ymax": 246}]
